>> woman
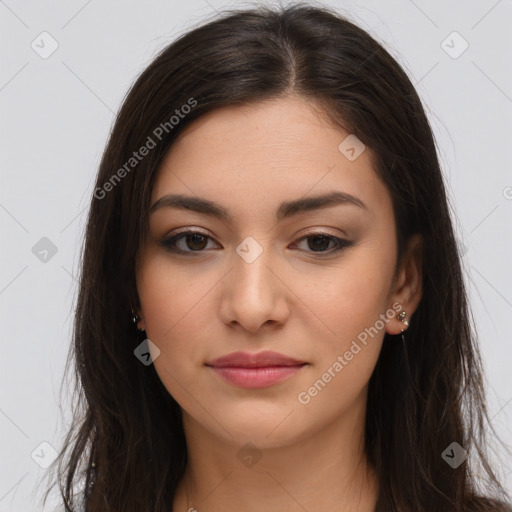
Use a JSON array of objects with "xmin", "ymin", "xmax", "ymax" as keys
[{"xmin": 45, "ymin": 3, "xmax": 511, "ymax": 511}]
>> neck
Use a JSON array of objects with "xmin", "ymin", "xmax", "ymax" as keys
[{"xmin": 172, "ymin": 394, "xmax": 379, "ymax": 512}]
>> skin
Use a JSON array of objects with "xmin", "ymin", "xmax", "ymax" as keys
[{"xmin": 135, "ymin": 95, "xmax": 423, "ymax": 512}]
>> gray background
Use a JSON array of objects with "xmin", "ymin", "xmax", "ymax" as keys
[{"xmin": 1, "ymin": 0, "xmax": 511, "ymax": 509}]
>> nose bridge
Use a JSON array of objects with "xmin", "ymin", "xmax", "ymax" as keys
[
  {"xmin": 220, "ymin": 235, "xmax": 288, "ymax": 331},
  {"xmin": 232, "ymin": 235, "xmax": 275, "ymax": 303}
]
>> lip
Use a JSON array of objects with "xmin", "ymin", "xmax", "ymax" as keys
[
  {"xmin": 205, "ymin": 351, "xmax": 308, "ymax": 389},
  {"xmin": 206, "ymin": 350, "xmax": 306, "ymax": 368}
]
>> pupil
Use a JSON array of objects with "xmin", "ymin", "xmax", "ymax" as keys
[
  {"xmin": 187, "ymin": 234, "xmax": 207, "ymax": 250},
  {"xmin": 309, "ymin": 235, "xmax": 329, "ymax": 251}
]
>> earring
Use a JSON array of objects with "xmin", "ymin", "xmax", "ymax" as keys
[
  {"xmin": 131, "ymin": 311, "xmax": 145, "ymax": 332},
  {"xmin": 397, "ymin": 310, "xmax": 409, "ymax": 332},
  {"xmin": 398, "ymin": 310, "xmax": 408, "ymax": 343}
]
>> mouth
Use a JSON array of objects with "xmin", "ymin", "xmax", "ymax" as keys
[
  {"xmin": 206, "ymin": 364, "xmax": 308, "ymax": 388},
  {"xmin": 205, "ymin": 351, "xmax": 308, "ymax": 388}
]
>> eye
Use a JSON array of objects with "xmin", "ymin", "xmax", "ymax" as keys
[
  {"xmin": 160, "ymin": 228, "xmax": 217, "ymax": 254},
  {"xmin": 160, "ymin": 229, "xmax": 352, "ymax": 256},
  {"xmin": 292, "ymin": 232, "xmax": 353, "ymax": 255}
]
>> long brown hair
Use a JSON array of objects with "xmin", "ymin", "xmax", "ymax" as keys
[{"xmin": 43, "ymin": 3, "xmax": 511, "ymax": 511}]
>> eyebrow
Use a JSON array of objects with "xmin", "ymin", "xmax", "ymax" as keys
[{"xmin": 149, "ymin": 190, "xmax": 367, "ymax": 222}]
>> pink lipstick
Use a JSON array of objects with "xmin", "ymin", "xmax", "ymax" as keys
[{"xmin": 205, "ymin": 350, "xmax": 307, "ymax": 388}]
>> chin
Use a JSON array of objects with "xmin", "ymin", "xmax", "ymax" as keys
[{"xmin": 214, "ymin": 408, "xmax": 307, "ymax": 445}]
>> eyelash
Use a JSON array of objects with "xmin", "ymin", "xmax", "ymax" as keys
[{"xmin": 160, "ymin": 228, "xmax": 353, "ymax": 257}]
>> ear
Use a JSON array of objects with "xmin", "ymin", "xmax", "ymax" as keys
[{"xmin": 386, "ymin": 233, "xmax": 423, "ymax": 335}]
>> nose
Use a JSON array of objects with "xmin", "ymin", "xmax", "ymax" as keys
[{"xmin": 219, "ymin": 245, "xmax": 290, "ymax": 334}]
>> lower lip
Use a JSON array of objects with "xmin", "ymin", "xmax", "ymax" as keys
[{"xmin": 208, "ymin": 364, "xmax": 306, "ymax": 388}]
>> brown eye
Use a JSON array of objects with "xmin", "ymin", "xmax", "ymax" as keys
[
  {"xmin": 183, "ymin": 233, "xmax": 208, "ymax": 251},
  {"xmin": 161, "ymin": 229, "xmax": 217, "ymax": 254},
  {"xmin": 294, "ymin": 233, "xmax": 352, "ymax": 255},
  {"xmin": 305, "ymin": 235, "xmax": 332, "ymax": 251}
]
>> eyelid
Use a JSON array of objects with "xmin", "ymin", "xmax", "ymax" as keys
[
  {"xmin": 167, "ymin": 226, "xmax": 211, "ymax": 237},
  {"xmin": 297, "ymin": 227, "xmax": 347, "ymax": 239},
  {"xmin": 166, "ymin": 226, "xmax": 345, "ymax": 242}
]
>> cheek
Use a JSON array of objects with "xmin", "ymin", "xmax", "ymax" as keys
[
  {"xmin": 293, "ymin": 255, "xmax": 393, "ymax": 417},
  {"xmin": 301, "ymin": 245, "xmax": 395, "ymax": 340},
  {"xmin": 137, "ymin": 262, "xmax": 212, "ymax": 405},
  {"xmin": 138, "ymin": 247, "xmax": 204, "ymax": 323},
  {"xmin": 136, "ymin": 253, "xmax": 223, "ymax": 387}
]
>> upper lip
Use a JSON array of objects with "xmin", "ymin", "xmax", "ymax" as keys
[{"xmin": 206, "ymin": 351, "xmax": 306, "ymax": 368}]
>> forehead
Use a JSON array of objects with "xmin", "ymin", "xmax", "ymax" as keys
[{"xmin": 151, "ymin": 95, "xmax": 390, "ymax": 222}]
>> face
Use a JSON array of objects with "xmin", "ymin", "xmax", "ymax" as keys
[{"xmin": 136, "ymin": 95, "xmax": 417, "ymax": 449}]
